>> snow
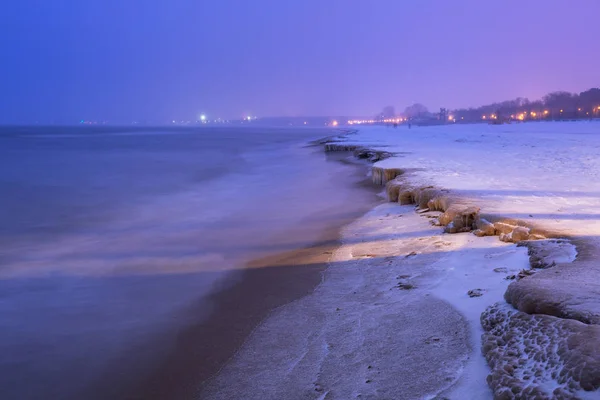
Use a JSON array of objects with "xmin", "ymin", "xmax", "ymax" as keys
[
  {"xmin": 201, "ymin": 121, "xmax": 600, "ymax": 399},
  {"xmin": 200, "ymin": 203, "xmax": 535, "ymax": 399},
  {"xmin": 346, "ymin": 121, "xmax": 600, "ymax": 237},
  {"xmin": 344, "ymin": 121, "xmax": 600, "ymax": 397}
]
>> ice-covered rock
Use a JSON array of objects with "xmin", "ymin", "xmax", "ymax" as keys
[
  {"xmin": 494, "ymin": 222, "xmax": 517, "ymax": 235},
  {"xmin": 438, "ymin": 204, "xmax": 480, "ymax": 228},
  {"xmin": 372, "ymin": 166, "xmax": 403, "ymax": 185},
  {"xmin": 481, "ymin": 303, "xmax": 600, "ymax": 399},
  {"xmin": 385, "ymin": 179, "xmax": 404, "ymax": 202},
  {"xmin": 476, "ymin": 218, "xmax": 496, "ymax": 236},
  {"xmin": 413, "ymin": 187, "xmax": 444, "ymax": 209},
  {"xmin": 510, "ymin": 227, "xmax": 530, "ymax": 243}
]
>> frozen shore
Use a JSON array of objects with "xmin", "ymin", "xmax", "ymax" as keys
[
  {"xmin": 329, "ymin": 122, "xmax": 600, "ymax": 399},
  {"xmin": 201, "ymin": 122, "xmax": 600, "ymax": 400}
]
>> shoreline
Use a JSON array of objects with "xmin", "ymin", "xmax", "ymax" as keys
[
  {"xmin": 199, "ymin": 127, "xmax": 598, "ymax": 399},
  {"xmin": 324, "ymin": 125, "xmax": 600, "ymax": 398},
  {"xmin": 110, "ymin": 142, "xmax": 383, "ymax": 400},
  {"xmin": 198, "ymin": 145, "xmax": 486, "ymax": 399}
]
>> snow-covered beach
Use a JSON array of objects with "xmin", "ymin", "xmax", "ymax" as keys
[{"xmin": 201, "ymin": 121, "xmax": 600, "ymax": 399}]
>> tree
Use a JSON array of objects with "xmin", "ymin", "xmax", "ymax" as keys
[
  {"xmin": 542, "ymin": 91, "xmax": 576, "ymax": 112},
  {"xmin": 403, "ymin": 103, "xmax": 428, "ymax": 119},
  {"xmin": 579, "ymin": 88, "xmax": 600, "ymax": 110},
  {"xmin": 379, "ymin": 106, "xmax": 396, "ymax": 119}
]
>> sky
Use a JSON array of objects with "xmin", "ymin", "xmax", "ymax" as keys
[{"xmin": 1, "ymin": 0, "xmax": 599, "ymax": 123}]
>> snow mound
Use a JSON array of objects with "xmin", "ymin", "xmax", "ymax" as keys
[{"xmin": 481, "ymin": 303, "xmax": 600, "ymax": 399}]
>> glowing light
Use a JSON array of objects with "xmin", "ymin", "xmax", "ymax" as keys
[
  {"xmin": 331, "ymin": 120, "xmax": 338, "ymax": 127},
  {"xmin": 560, "ymin": 109, "xmax": 563, "ymax": 113},
  {"xmin": 544, "ymin": 110, "xmax": 549, "ymax": 115},
  {"xmin": 578, "ymin": 108, "xmax": 582, "ymax": 111},
  {"xmin": 531, "ymin": 112, "xmax": 537, "ymax": 117},
  {"xmin": 200, "ymin": 114, "xmax": 206, "ymax": 121},
  {"xmin": 517, "ymin": 114, "xmax": 525, "ymax": 121},
  {"xmin": 448, "ymin": 115, "xmax": 453, "ymax": 121},
  {"xmin": 247, "ymin": 116, "xmax": 252, "ymax": 121},
  {"xmin": 482, "ymin": 115, "xmax": 486, "ymax": 119}
]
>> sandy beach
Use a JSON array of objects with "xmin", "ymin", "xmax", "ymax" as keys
[
  {"xmin": 0, "ymin": 127, "xmax": 383, "ymax": 400},
  {"xmin": 201, "ymin": 122, "xmax": 600, "ymax": 400},
  {"xmin": 120, "ymin": 153, "xmax": 382, "ymax": 400}
]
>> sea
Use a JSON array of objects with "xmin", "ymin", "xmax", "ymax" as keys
[{"xmin": 0, "ymin": 125, "xmax": 376, "ymax": 399}]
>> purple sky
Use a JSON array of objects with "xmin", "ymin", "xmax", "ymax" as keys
[{"xmin": 2, "ymin": 0, "xmax": 599, "ymax": 123}]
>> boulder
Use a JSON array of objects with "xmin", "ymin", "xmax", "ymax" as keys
[
  {"xmin": 511, "ymin": 226, "xmax": 530, "ymax": 243},
  {"xmin": 385, "ymin": 179, "xmax": 403, "ymax": 202},
  {"xmin": 439, "ymin": 204, "xmax": 480, "ymax": 228},
  {"xmin": 494, "ymin": 222, "xmax": 517, "ymax": 235},
  {"xmin": 475, "ymin": 218, "xmax": 496, "ymax": 236},
  {"xmin": 372, "ymin": 166, "xmax": 403, "ymax": 186}
]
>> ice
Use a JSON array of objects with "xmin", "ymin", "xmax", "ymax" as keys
[
  {"xmin": 339, "ymin": 121, "xmax": 600, "ymax": 397},
  {"xmin": 201, "ymin": 122, "xmax": 600, "ymax": 399},
  {"xmin": 199, "ymin": 203, "xmax": 534, "ymax": 399}
]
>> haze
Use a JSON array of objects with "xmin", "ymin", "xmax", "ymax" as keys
[{"xmin": 2, "ymin": 0, "xmax": 599, "ymax": 124}]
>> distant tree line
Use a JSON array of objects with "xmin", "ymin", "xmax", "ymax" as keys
[{"xmin": 452, "ymin": 88, "xmax": 600, "ymax": 122}]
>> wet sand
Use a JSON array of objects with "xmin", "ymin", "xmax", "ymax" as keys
[{"xmin": 79, "ymin": 152, "xmax": 382, "ymax": 400}]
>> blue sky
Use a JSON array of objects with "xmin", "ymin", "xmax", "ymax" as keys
[{"xmin": 1, "ymin": 0, "xmax": 599, "ymax": 123}]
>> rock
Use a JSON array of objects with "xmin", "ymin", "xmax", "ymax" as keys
[
  {"xmin": 511, "ymin": 227, "xmax": 530, "ymax": 243},
  {"xmin": 499, "ymin": 233, "xmax": 512, "ymax": 243},
  {"xmin": 472, "ymin": 229, "xmax": 486, "ymax": 237},
  {"xmin": 425, "ymin": 193, "xmax": 453, "ymax": 212},
  {"xmin": 413, "ymin": 187, "xmax": 443, "ymax": 209},
  {"xmin": 494, "ymin": 267, "xmax": 509, "ymax": 273},
  {"xmin": 439, "ymin": 205, "xmax": 480, "ymax": 228},
  {"xmin": 476, "ymin": 218, "xmax": 496, "ymax": 236},
  {"xmin": 398, "ymin": 189, "xmax": 415, "ymax": 205},
  {"xmin": 372, "ymin": 166, "xmax": 403, "ymax": 186},
  {"xmin": 468, "ymin": 288, "xmax": 484, "ymax": 297},
  {"xmin": 517, "ymin": 269, "xmax": 535, "ymax": 280},
  {"xmin": 385, "ymin": 179, "xmax": 403, "ymax": 202},
  {"xmin": 529, "ymin": 233, "xmax": 546, "ymax": 241},
  {"xmin": 444, "ymin": 222, "xmax": 458, "ymax": 234},
  {"xmin": 481, "ymin": 304, "xmax": 600, "ymax": 399},
  {"xmin": 397, "ymin": 283, "xmax": 415, "ymax": 290},
  {"xmin": 495, "ymin": 222, "xmax": 517, "ymax": 235},
  {"xmin": 324, "ymin": 143, "xmax": 362, "ymax": 152}
]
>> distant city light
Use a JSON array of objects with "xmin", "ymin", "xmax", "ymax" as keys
[
  {"xmin": 247, "ymin": 116, "xmax": 252, "ymax": 121},
  {"xmin": 448, "ymin": 115, "xmax": 453, "ymax": 121},
  {"xmin": 544, "ymin": 110, "xmax": 549, "ymax": 115},
  {"xmin": 331, "ymin": 120, "xmax": 339, "ymax": 127},
  {"xmin": 482, "ymin": 115, "xmax": 486, "ymax": 119},
  {"xmin": 560, "ymin": 109, "xmax": 564, "ymax": 113},
  {"xmin": 200, "ymin": 114, "xmax": 206, "ymax": 121}
]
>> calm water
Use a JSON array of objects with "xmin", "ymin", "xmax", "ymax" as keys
[{"xmin": 0, "ymin": 125, "xmax": 371, "ymax": 399}]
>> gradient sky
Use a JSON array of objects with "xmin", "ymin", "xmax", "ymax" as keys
[{"xmin": 2, "ymin": 0, "xmax": 599, "ymax": 123}]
